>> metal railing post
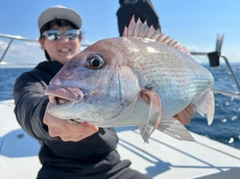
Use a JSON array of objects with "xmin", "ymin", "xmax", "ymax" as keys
[{"xmin": 0, "ymin": 38, "xmax": 13, "ymax": 63}]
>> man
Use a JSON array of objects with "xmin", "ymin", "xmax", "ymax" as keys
[{"xmin": 117, "ymin": 0, "xmax": 161, "ymax": 36}]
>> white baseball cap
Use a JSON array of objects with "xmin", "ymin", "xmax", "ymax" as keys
[{"xmin": 38, "ymin": 5, "xmax": 82, "ymax": 29}]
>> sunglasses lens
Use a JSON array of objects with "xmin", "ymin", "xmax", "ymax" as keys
[
  {"xmin": 65, "ymin": 30, "xmax": 80, "ymax": 40},
  {"xmin": 46, "ymin": 30, "xmax": 61, "ymax": 41},
  {"xmin": 43, "ymin": 29, "xmax": 80, "ymax": 41}
]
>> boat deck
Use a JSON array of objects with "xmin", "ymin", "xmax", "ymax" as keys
[{"xmin": 1, "ymin": 100, "xmax": 240, "ymax": 179}]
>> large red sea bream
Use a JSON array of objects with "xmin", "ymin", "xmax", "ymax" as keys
[{"xmin": 45, "ymin": 16, "xmax": 215, "ymax": 143}]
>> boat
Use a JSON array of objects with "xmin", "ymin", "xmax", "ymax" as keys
[{"xmin": 1, "ymin": 34, "xmax": 240, "ymax": 179}]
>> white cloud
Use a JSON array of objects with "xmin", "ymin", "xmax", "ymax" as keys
[
  {"xmin": 24, "ymin": 41, "xmax": 41, "ymax": 47},
  {"xmin": 187, "ymin": 46, "xmax": 199, "ymax": 52},
  {"xmin": 82, "ymin": 40, "xmax": 94, "ymax": 45},
  {"xmin": 0, "ymin": 40, "xmax": 8, "ymax": 50},
  {"xmin": 0, "ymin": 39, "xmax": 44, "ymax": 65}
]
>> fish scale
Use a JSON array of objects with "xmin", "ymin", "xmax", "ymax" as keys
[{"xmin": 125, "ymin": 41, "xmax": 204, "ymax": 118}]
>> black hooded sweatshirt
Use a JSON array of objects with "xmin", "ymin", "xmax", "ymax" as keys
[{"xmin": 13, "ymin": 61, "xmax": 151, "ymax": 179}]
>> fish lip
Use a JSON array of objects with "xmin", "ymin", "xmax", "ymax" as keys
[{"xmin": 45, "ymin": 84, "xmax": 85, "ymax": 110}]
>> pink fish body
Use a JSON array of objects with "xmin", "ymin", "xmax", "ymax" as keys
[{"xmin": 46, "ymin": 16, "xmax": 214, "ymax": 142}]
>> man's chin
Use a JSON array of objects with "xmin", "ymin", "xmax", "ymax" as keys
[{"xmin": 58, "ymin": 56, "xmax": 72, "ymax": 64}]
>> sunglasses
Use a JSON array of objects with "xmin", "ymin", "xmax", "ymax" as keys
[{"xmin": 42, "ymin": 29, "xmax": 80, "ymax": 41}]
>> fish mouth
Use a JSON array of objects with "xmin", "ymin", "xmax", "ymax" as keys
[
  {"xmin": 46, "ymin": 84, "xmax": 85, "ymax": 110},
  {"xmin": 48, "ymin": 95, "xmax": 89, "ymax": 124},
  {"xmin": 49, "ymin": 95, "xmax": 75, "ymax": 110}
]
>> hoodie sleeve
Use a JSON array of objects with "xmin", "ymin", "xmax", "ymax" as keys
[{"xmin": 13, "ymin": 70, "xmax": 54, "ymax": 141}]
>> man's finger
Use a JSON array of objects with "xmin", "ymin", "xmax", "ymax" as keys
[
  {"xmin": 185, "ymin": 104, "xmax": 194, "ymax": 118},
  {"xmin": 175, "ymin": 110, "xmax": 190, "ymax": 124}
]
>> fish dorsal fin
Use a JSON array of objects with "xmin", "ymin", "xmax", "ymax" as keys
[{"xmin": 123, "ymin": 15, "xmax": 191, "ymax": 56}]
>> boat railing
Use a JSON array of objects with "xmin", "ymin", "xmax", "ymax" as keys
[
  {"xmin": 0, "ymin": 34, "xmax": 38, "ymax": 63},
  {"xmin": 1, "ymin": 33, "xmax": 240, "ymax": 97},
  {"xmin": 191, "ymin": 34, "xmax": 240, "ymax": 98},
  {"xmin": 191, "ymin": 52, "xmax": 240, "ymax": 98},
  {"xmin": 0, "ymin": 33, "xmax": 89, "ymax": 64}
]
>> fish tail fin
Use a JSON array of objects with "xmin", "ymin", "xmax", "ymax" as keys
[
  {"xmin": 157, "ymin": 117, "xmax": 195, "ymax": 142},
  {"xmin": 193, "ymin": 89, "xmax": 215, "ymax": 125}
]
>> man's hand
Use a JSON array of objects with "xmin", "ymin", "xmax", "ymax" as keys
[
  {"xmin": 43, "ymin": 102, "xmax": 99, "ymax": 142},
  {"xmin": 174, "ymin": 104, "xmax": 194, "ymax": 124}
]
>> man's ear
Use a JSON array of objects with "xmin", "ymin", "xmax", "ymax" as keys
[
  {"xmin": 38, "ymin": 37, "xmax": 45, "ymax": 49},
  {"xmin": 78, "ymin": 36, "xmax": 82, "ymax": 43}
]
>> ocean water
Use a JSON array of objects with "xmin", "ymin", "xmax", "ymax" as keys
[{"xmin": 0, "ymin": 64, "xmax": 240, "ymax": 150}]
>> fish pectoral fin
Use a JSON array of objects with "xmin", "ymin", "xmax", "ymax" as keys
[
  {"xmin": 193, "ymin": 89, "xmax": 215, "ymax": 125},
  {"xmin": 140, "ymin": 89, "xmax": 162, "ymax": 142},
  {"xmin": 157, "ymin": 117, "xmax": 195, "ymax": 142}
]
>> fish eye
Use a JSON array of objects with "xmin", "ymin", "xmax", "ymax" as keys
[{"xmin": 88, "ymin": 55, "xmax": 104, "ymax": 69}]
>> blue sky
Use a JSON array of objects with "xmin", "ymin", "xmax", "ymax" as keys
[{"xmin": 0, "ymin": 0, "xmax": 239, "ymax": 64}]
